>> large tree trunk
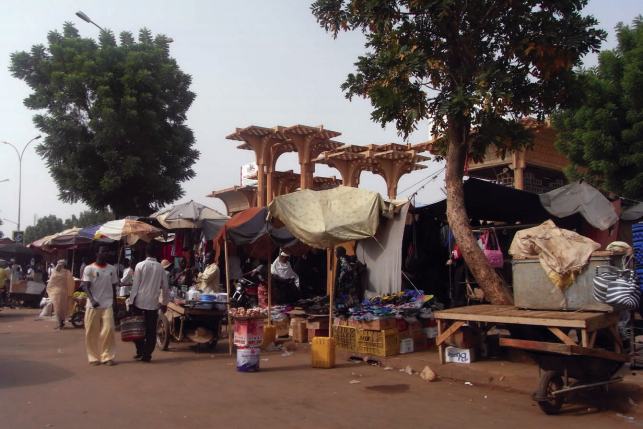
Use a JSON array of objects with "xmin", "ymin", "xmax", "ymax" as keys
[{"xmin": 445, "ymin": 124, "xmax": 513, "ymax": 305}]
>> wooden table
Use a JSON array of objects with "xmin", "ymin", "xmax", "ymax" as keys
[{"xmin": 434, "ymin": 305, "xmax": 622, "ymax": 363}]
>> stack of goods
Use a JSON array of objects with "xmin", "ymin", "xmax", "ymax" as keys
[
  {"xmin": 288, "ymin": 310, "xmax": 308, "ymax": 343},
  {"xmin": 229, "ymin": 307, "xmax": 268, "ymax": 319},
  {"xmin": 333, "ymin": 291, "xmax": 437, "ymax": 356},
  {"xmin": 233, "ymin": 313, "xmax": 264, "ymax": 373},
  {"xmin": 293, "ymin": 296, "xmax": 329, "ymax": 315}
]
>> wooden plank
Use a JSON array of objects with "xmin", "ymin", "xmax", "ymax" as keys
[
  {"xmin": 436, "ymin": 321, "xmax": 465, "ymax": 346},
  {"xmin": 581, "ymin": 329, "xmax": 589, "ymax": 347},
  {"xmin": 548, "ymin": 327, "xmax": 577, "ymax": 346},
  {"xmin": 434, "ymin": 310, "xmax": 588, "ymax": 328},
  {"xmin": 500, "ymin": 338, "xmax": 629, "ymax": 363},
  {"xmin": 586, "ymin": 312, "xmax": 620, "ymax": 332},
  {"xmin": 500, "ymin": 338, "xmax": 574, "ymax": 355},
  {"xmin": 434, "ymin": 305, "xmax": 610, "ymax": 329}
]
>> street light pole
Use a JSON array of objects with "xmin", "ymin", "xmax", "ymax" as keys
[
  {"xmin": 75, "ymin": 11, "xmax": 105, "ymax": 32},
  {"xmin": 2, "ymin": 135, "xmax": 41, "ymax": 233}
]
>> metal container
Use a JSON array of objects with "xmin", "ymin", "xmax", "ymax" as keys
[{"xmin": 512, "ymin": 255, "xmax": 615, "ymax": 311}]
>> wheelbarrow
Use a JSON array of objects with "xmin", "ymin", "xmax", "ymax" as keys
[{"xmin": 500, "ymin": 338, "xmax": 628, "ymax": 414}]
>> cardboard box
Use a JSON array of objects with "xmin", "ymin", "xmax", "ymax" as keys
[
  {"xmin": 444, "ymin": 346, "xmax": 476, "ymax": 364},
  {"xmin": 413, "ymin": 334, "xmax": 429, "ymax": 351},
  {"xmin": 407, "ymin": 321, "xmax": 422, "ymax": 337},
  {"xmin": 308, "ymin": 328, "xmax": 329, "ymax": 339},
  {"xmin": 291, "ymin": 318, "xmax": 308, "ymax": 343},
  {"xmin": 307, "ymin": 316, "xmax": 330, "ymax": 330},
  {"xmin": 357, "ymin": 318, "xmax": 396, "ymax": 331},
  {"xmin": 399, "ymin": 338, "xmax": 414, "ymax": 354}
]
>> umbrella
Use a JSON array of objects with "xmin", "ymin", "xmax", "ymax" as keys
[
  {"xmin": 49, "ymin": 227, "xmax": 93, "ymax": 247},
  {"xmin": 94, "ymin": 219, "xmax": 163, "ymax": 245},
  {"xmin": 151, "ymin": 200, "xmax": 228, "ymax": 231},
  {"xmin": 79, "ymin": 224, "xmax": 115, "ymax": 243}
]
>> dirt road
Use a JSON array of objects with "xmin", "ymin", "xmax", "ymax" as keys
[{"xmin": 0, "ymin": 309, "xmax": 638, "ymax": 429}]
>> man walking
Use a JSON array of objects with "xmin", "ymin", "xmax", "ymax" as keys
[
  {"xmin": 128, "ymin": 242, "xmax": 170, "ymax": 363},
  {"xmin": 82, "ymin": 247, "xmax": 118, "ymax": 366}
]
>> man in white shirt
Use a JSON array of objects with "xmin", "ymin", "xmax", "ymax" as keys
[
  {"xmin": 81, "ymin": 247, "xmax": 118, "ymax": 366},
  {"xmin": 128, "ymin": 242, "xmax": 170, "ymax": 363},
  {"xmin": 120, "ymin": 258, "xmax": 133, "ymax": 286}
]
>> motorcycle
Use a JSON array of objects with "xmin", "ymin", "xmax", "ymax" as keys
[{"xmin": 231, "ymin": 273, "xmax": 262, "ymax": 308}]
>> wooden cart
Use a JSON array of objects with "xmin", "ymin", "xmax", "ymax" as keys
[
  {"xmin": 434, "ymin": 305, "xmax": 627, "ymax": 414},
  {"xmin": 156, "ymin": 301, "xmax": 226, "ymax": 351}
]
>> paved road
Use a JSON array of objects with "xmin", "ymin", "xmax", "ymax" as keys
[{"xmin": 0, "ymin": 309, "xmax": 639, "ymax": 429}]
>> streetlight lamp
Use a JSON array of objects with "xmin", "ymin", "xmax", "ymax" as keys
[
  {"xmin": 75, "ymin": 11, "xmax": 105, "ymax": 32},
  {"xmin": 2, "ymin": 135, "xmax": 41, "ymax": 233}
]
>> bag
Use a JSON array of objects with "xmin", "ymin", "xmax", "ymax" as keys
[
  {"xmin": 480, "ymin": 229, "xmax": 504, "ymax": 269},
  {"xmin": 120, "ymin": 315, "xmax": 145, "ymax": 342},
  {"xmin": 593, "ymin": 266, "xmax": 640, "ymax": 310}
]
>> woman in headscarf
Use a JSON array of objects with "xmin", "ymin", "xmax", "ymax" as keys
[{"xmin": 46, "ymin": 260, "xmax": 75, "ymax": 329}]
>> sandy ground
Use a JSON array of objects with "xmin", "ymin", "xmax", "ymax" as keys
[{"xmin": 0, "ymin": 308, "xmax": 640, "ymax": 429}]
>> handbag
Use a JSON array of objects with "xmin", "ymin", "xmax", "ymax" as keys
[
  {"xmin": 120, "ymin": 315, "xmax": 145, "ymax": 342},
  {"xmin": 480, "ymin": 229, "xmax": 504, "ymax": 269},
  {"xmin": 593, "ymin": 266, "xmax": 640, "ymax": 310}
]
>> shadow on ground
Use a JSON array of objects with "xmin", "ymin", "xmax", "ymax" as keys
[{"xmin": 0, "ymin": 359, "xmax": 73, "ymax": 389}]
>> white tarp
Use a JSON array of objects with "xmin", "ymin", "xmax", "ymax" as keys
[
  {"xmin": 356, "ymin": 202, "xmax": 410, "ymax": 297},
  {"xmin": 268, "ymin": 186, "xmax": 383, "ymax": 249}
]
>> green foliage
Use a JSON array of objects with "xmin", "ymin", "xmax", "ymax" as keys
[
  {"xmin": 63, "ymin": 209, "xmax": 114, "ymax": 229},
  {"xmin": 553, "ymin": 17, "xmax": 643, "ymax": 199},
  {"xmin": 10, "ymin": 23, "xmax": 199, "ymax": 217},
  {"xmin": 312, "ymin": 0, "xmax": 605, "ymax": 156},
  {"xmin": 24, "ymin": 215, "xmax": 64, "ymax": 244}
]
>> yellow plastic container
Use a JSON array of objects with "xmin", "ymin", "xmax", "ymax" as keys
[
  {"xmin": 261, "ymin": 325, "xmax": 277, "ymax": 349},
  {"xmin": 311, "ymin": 336, "xmax": 336, "ymax": 368}
]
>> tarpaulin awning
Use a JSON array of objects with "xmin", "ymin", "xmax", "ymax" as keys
[
  {"xmin": 0, "ymin": 243, "xmax": 34, "ymax": 257},
  {"xmin": 413, "ymin": 177, "xmax": 559, "ymax": 224},
  {"xmin": 268, "ymin": 186, "xmax": 384, "ymax": 249},
  {"xmin": 539, "ymin": 181, "xmax": 619, "ymax": 231},
  {"xmin": 214, "ymin": 207, "xmax": 298, "ymax": 260}
]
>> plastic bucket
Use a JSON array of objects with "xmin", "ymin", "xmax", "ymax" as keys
[{"xmin": 236, "ymin": 347, "xmax": 260, "ymax": 372}]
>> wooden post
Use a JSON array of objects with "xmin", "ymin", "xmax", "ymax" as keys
[
  {"xmin": 224, "ymin": 238, "xmax": 233, "ymax": 356},
  {"xmin": 328, "ymin": 247, "xmax": 335, "ymax": 337},
  {"xmin": 267, "ymin": 252, "xmax": 272, "ymax": 326}
]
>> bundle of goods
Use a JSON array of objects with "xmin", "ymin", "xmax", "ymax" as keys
[
  {"xmin": 293, "ymin": 296, "xmax": 329, "ymax": 315},
  {"xmin": 346, "ymin": 290, "xmax": 432, "ymax": 325},
  {"xmin": 229, "ymin": 307, "xmax": 268, "ymax": 319}
]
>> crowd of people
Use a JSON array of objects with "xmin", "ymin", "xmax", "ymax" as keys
[{"xmin": 1, "ymin": 240, "xmax": 367, "ymax": 366}]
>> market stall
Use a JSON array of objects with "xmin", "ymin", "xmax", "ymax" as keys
[{"xmin": 268, "ymin": 186, "xmax": 422, "ymax": 366}]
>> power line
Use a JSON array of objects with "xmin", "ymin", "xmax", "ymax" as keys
[{"xmin": 398, "ymin": 166, "xmax": 445, "ymax": 197}]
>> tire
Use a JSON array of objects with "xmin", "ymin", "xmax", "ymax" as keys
[
  {"xmin": 156, "ymin": 314, "xmax": 170, "ymax": 351},
  {"xmin": 70, "ymin": 311, "xmax": 85, "ymax": 329},
  {"xmin": 536, "ymin": 370, "xmax": 565, "ymax": 415}
]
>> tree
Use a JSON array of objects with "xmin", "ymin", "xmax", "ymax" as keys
[
  {"xmin": 10, "ymin": 23, "xmax": 199, "ymax": 218},
  {"xmin": 553, "ymin": 17, "xmax": 643, "ymax": 199},
  {"xmin": 64, "ymin": 210, "xmax": 114, "ymax": 229},
  {"xmin": 24, "ymin": 215, "xmax": 64, "ymax": 244},
  {"xmin": 312, "ymin": 1, "xmax": 604, "ymax": 304}
]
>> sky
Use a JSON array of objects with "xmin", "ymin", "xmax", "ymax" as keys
[{"xmin": 0, "ymin": 0, "xmax": 640, "ymax": 238}]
